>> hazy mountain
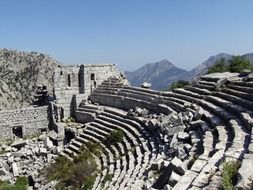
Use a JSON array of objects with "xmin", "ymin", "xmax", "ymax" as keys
[
  {"xmin": 0, "ymin": 48, "xmax": 60, "ymax": 110},
  {"xmin": 126, "ymin": 53, "xmax": 253, "ymax": 90},
  {"xmin": 183, "ymin": 53, "xmax": 233, "ymax": 80},
  {"xmin": 125, "ymin": 59, "xmax": 187, "ymax": 90},
  {"xmin": 242, "ymin": 53, "xmax": 253, "ymax": 65}
]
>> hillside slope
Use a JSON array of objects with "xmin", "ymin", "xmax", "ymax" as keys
[{"xmin": 0, "ymin": 49, "xmax": 60, "ymax": 110}]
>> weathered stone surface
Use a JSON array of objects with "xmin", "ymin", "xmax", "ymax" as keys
[
  {"xmin": 237, "ymin": 154, "xmax": 253, "ymax": 188},
  {"xmin": 177, "ymin": 132, "xmax": 190, "ymax": 141},
  {"xmin": 190, "ymin": 159, "xmax": 207, "ymax": 173},
  {"xmin": 168, "ymin": 171, "xmax": 181, "ymax": 186},
  {"xmin": 11, "ymin": 140, "xmax": 28, "ymax": 148},
  {"xmin": 44, "ymin": 137, "xmax": 53, "ymax": 149},
  {"xmin": 172, "ymin": 170, "xmax": 198, "ymax": 190},
  {"xmin": 11, "ymin": 163, "xmax": 19, "ymax": 177},
  {"xmin": 39, "ymin": 148, "xmax": 47, "ymax": 156},
  {"xmin": 171, "ymin": 156, "xmax": 186, "ymax": 175}
]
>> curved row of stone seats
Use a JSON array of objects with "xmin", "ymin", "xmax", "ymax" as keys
[
  {"xmin": 93, "ymin": 107, "xmax": 162, "ymax": 189},
  {"xmin": 170, "ymin": 77, "xmax": 253, "ymax": 189},
  {"xmin": 92, "ymin": 83, "xmax": 191, "ymax": 113},
  {"xmin": 63, "ymin": 103, "xmax": 166, "ymax": 190},
  {"xmin": 90, "ymin": 92, "xmax": 175, "ymax": 114},
  {"xmin": 75, "ymin": 103, "xmax": 103, "ymax": 123},
  {"xmin": 92, "ymin": 79, "xmax": 217, "ymax": 188},
  {"xmin": 69, "ymin": 75, "xmax": 252, "ymax": 189},
  {"xmin": 162, "ymin": 91, "xmax": 228, "ymax": 189},
  {"xmin": 90, "ymin": 79, "xmax": 220, "ymax": 189}
]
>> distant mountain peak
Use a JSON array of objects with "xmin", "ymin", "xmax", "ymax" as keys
[{"xmin": 125, "ymin": 59, "xmax": 187, "ymax": 90}]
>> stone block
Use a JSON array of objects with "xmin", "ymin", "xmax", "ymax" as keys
[{"xmin": 171, "ymin": 156, "xmax": 186, "ymax": 175}]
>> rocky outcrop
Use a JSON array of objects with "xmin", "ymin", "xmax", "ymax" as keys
[{"xmin": 0, "ymin": 49, "xmax": 60, "ymax": 110}]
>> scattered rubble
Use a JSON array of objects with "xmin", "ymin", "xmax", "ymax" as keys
[{"xmin": 0, "ymin": 132, "xmax": 61, "ymax": 189}]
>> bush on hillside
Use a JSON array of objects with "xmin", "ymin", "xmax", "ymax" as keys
[
  {"xmin": 207, "ymin": 58, "xmax": 229, "ymax": 74},
  {"xmin": 208, "ymin": 56, "xmax": 253, "ymax": 74},
  {"xmin": 170, "ymin": 80, "xmax": 190, "ymax": 90},
  {"xmin": 229, "ymin": 56, "xmax": 253, "ymax": 73}
]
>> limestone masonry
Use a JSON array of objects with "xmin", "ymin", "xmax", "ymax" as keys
[
  {"xmin": 0, "ymin": 106, "xmax": 49, "ymax": 140},
  {"xmin": 53, "ymin": 64, "xmax": 120, "ymax": 117}
]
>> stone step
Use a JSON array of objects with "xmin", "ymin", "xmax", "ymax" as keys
[
  {"xmin": 184, "ymin": 86, "xmax": 211, "ymax": 95},
  {"xmin": 173, "ymin": 88, "xmax": 204, "ymax": 99},
  {"xmin": 222, "ymin": 87, "xmax": 253, "ymax": 102},
  {"xmin": 229, "ymin": 80, "xmax": 253, "ymax": 88},
  {"xmin": 227, "ymin": 84, "xmax": 253, "ymax": 93},
  {"xmin": 84, "ymin": 128, "xmax": 107, "ymax": 142},
  {"xmin": 194, "ymin": 83, "xmax": 216, "ymax": 91},
  {"xmin": 198, "ymin": 80, "xmax": 216, "ymax": 87},
  {"xmin": 76, "ymin": 107, "xmax": 100, "ymax": 114},
  {"xmin": 214, "ymin": 91, "xmax": 253, "ymax": 112},
  {"xmin": 85, "ymin": 124, "xmax": 110, "ymax": 137},
  {"xmin": 93, "ymin": 88, "xmax": 119, "ymax": 95}
]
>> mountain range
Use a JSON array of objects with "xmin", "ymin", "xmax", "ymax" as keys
[{"xmin": 125, "ymin": 53, "xmax": 253, "ymax": 90}]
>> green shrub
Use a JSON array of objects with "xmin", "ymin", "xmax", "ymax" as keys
[
  {"xmin": 102, "ymin": 174, "xmax": 113, "ymax": 186},
  {"xmin": 222, "ymin": 161, "xmax": 240, "ymax": 190},
  {"xmin": 229, "ymin": 56, "xmax": 253, "ymax": 73},
  {"xmin": 65, "ymin": 117, "xmax": 76, "ymax": 123},
  {"xmin": 207, "ymin": 58, "xmax": 229, "ymax": 74},
  {"xmin": 82, "ymin": 175, "xmax": 96, "ymax": 190},
  {"xmin": 44, "ymin": 143, "xmax": 98, "ymax": 189},
  {"xmin": 0, "ymin": 176, "xmax": 28, "ymax": 190},
  {"xmin": 208, "ymin": 56, "xmax": 253, "ymax": 74},
  {"xmin": 104, "ymin": 130, "xmax": 124, "ymax": 145},
  {"xmin": 170, "ymin": 80, "xmax": 190, "ymax": 90}
]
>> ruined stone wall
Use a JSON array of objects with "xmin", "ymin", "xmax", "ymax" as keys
[
  {"xmin": 53, "ymin": 64, "xmax": 119, "ymax": 117},
  {"xmin": 0, "ymin": 106, "xmax": 49, "ymax": 140}
]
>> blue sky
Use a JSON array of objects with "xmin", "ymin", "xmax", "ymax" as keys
[{"xmin": 1, "ymin": 0, "xmax": 253, "ymax": 71}]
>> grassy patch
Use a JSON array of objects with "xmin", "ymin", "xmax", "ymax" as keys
[
  {"xmin": 43, "ymin": 143, "xmax": 101, "ymax": 189},
  {"xmin": 170, "ymin": 80, "xmax": 190, "ymax": 90},
  {"xmin": 101, "ymin": 174, "xmax": 113, "ymax": 186},
  {"xmin": 0, "ymin": 176, "xmax": 28, "ymax": 190},
  {"xmin": 103, "ymin": 129, "xmax": 124, "ymax": 146},
  {"xmin": 222, "ymin": 161, "xmax": 240, "ymax": 190},
  {"xmin": 65, "ymin": 117, "xmax": 76, "ymax": 123}
]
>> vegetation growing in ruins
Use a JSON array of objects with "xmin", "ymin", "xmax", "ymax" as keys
[
  {"xmin": 44, "ymin": 143, "xmax": 101, "ymax": 190},
  {"xmin": 65, "ymin": 116, "xmax": 76, "ymax": 123},
  {"xmin": 0, "ymin": 176, "xmax": 28, "ymax": 190},
  {"xmin": 170, "ymin": 80, "xmax": 190, "ymax": 90},
  {"xmin": 101, "ymin": 174, "xmax": 113, "ymax": 186},
  {"xmin": 104, "ymin": 129, "xmax": 124, "ymax": 145},
  {"xmin": 221, "ymin": 161, "xmax": 240, "ymax": 190},
  {"xmin": 208, "ymin": 56, "xmax": 253, "ymax": 74}
]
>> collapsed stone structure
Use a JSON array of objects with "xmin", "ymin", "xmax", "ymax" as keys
[{"xmin": 1, "ymin": 62, "xmax": 253, "ymax": 190}]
